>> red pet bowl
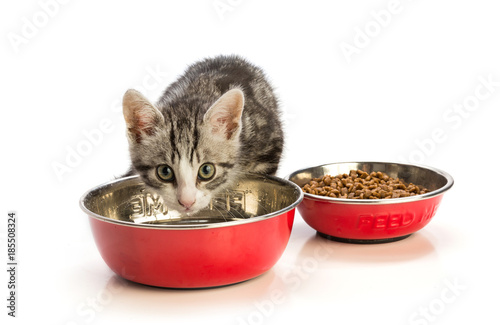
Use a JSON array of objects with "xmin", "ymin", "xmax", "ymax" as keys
[
  {"xmin": 287, "ymin": 162, "xmax": 453, "ymax": 244},
  {"xmin": 80, "ymin": 174, "xmax": 303, "ymax": 288}
]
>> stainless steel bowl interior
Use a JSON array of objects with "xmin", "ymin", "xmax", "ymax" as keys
[
  {"xmin": 288, "ymin": 162, "xmax": 453, "ymax": 204},
  {"xmin": 80, "ymin": 174, "xmax": 303, "ymax": 228}
]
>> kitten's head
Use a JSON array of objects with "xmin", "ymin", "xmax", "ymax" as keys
[{"xmin": 122, "ymin": 88, "xmax": 244, "ymax": 215}]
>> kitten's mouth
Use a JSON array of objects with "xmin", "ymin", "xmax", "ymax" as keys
[{"xmin": 177, "ymin": 206, "xmax": 198, "ymax": 216}]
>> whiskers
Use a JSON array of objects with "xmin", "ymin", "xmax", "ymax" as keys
[
  {"xmin": 207, "ymin": 187, "xmax": 272, "ymax": 222},
  {"xmin": 210, "ymin": 200, "xmax": 247, "ymax": 221},
  {"xmin": 209, "ymin": 201, "xmax": 229, "ymax": 222},
  {"xmin": 209, "ymin": 189, "xmax": 251, "ymax": 221}
]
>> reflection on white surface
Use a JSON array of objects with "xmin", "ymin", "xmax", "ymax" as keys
[
  {"xmin": 298, "ymin": 231, "xmax": 438, "ymax": 263},
  {"xmin": 46, "ymin": 203, "xmax": 489, "ymax": 325},
  {"xmin": 58, "ymin": 224, "xmax": 447, "ymax": 325}
]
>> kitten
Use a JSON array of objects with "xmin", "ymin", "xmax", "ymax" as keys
[{"xmin": 122, "ymin": 55, "xmax": 284, "ymax": 215}]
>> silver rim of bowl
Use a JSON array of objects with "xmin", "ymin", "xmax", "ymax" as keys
[
  {"xmin": 286, "ymin": 161, "xmax": 454, "ymax": 205},
  {"xmin": 80, "ymin": 175, "xmax": 304, "ymax": 229}
]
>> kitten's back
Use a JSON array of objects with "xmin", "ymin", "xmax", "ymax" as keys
[{"xmin": 157, "ymin": 55, "xmax": 284, "ymax": 175}]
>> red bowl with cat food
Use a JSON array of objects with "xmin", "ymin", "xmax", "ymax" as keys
[
  {"xmin": 80, "ymin": 174, "xmax": 303, "ymax": 288},
  {"xmin": 287, "ymin": 162, "xmax": 453, "ymax": 244}
]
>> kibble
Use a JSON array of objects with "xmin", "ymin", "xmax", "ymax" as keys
[{"xmin": 302, "ymin": 170, "xmax": 429, "ymax": 199}]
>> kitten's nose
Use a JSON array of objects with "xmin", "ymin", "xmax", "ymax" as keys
[{"xmin": 178, "ymin": 198, "xmax": 196, "ymax": 209}]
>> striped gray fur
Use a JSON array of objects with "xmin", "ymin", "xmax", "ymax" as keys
[{"xmin": 122, "ymin": 55, "xmax": 283, "ymax": 215}]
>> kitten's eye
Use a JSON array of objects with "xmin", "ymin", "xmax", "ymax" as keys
[
  {"xmin": 156, "ymin": 165, "xmax": 175, "ymax": 182},
  {"xmin": 198, "ymin": 163, "xmax": 215, "ymax": 180}
]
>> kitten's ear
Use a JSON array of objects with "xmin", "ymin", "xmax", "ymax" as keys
[
  {"xmin": 203, "ymin": 89, "xmax": 245, "ymax": 140},
  {"xmin": 123, "ymin": 89, "xmax": 164, "ymax": 143}
]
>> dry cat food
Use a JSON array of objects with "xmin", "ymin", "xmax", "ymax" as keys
[{"xmin": 302, "ymin": 170, "xmax": 430, "ymax": 199}]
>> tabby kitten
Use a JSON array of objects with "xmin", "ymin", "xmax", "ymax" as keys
[{"xmin": 123, "ymin": 55, "xmax": 283, "ymax": 215}]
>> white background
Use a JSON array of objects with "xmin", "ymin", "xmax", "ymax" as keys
[{"xmin": 1, "ymin": 0, "xmax": 499, "ymax": 324}]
